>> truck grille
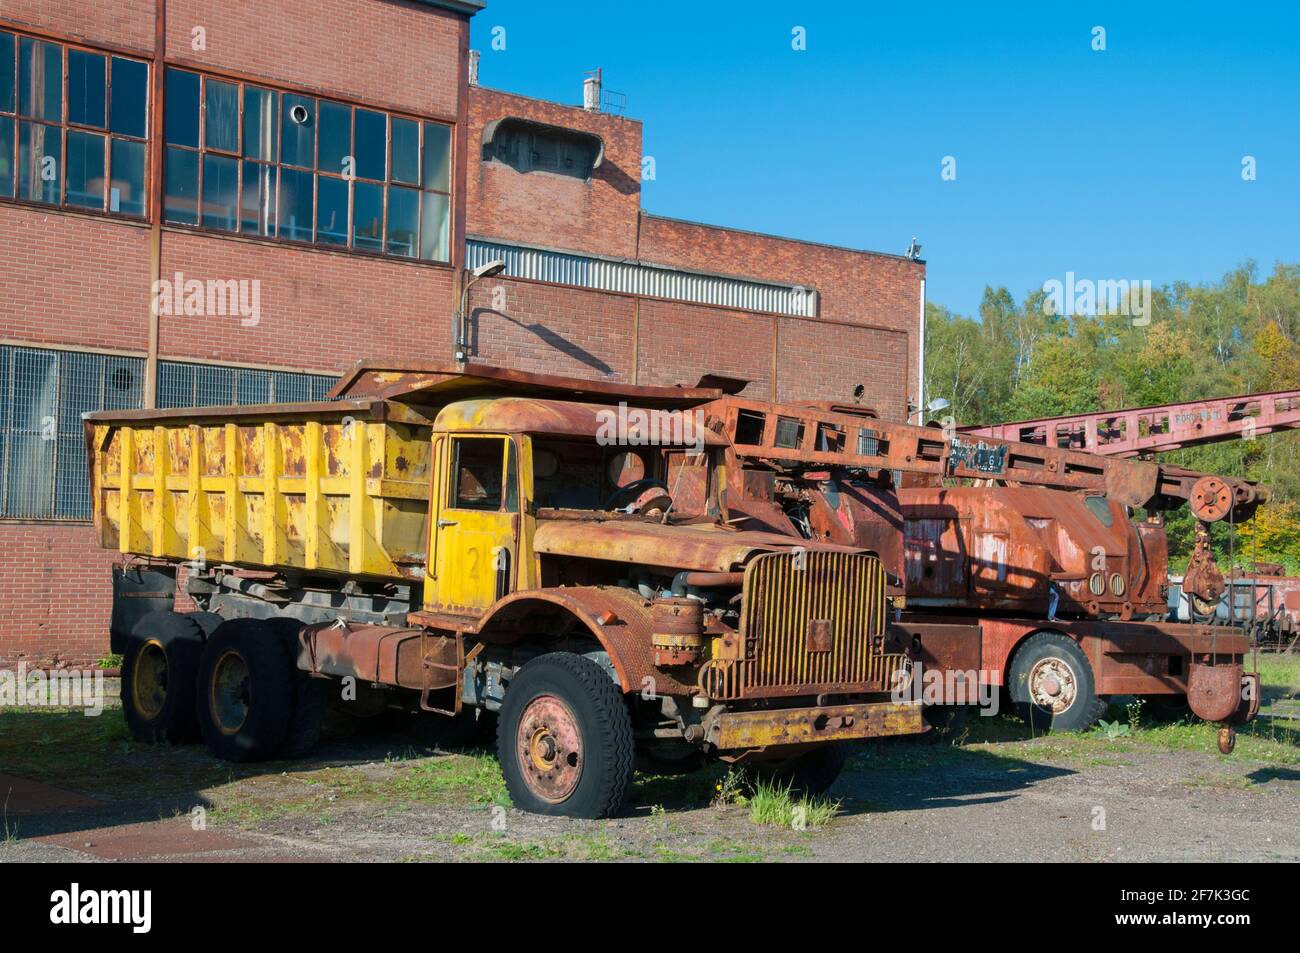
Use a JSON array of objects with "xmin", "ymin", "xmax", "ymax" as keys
[{"xmin": 702, "ymin": 550, "xmax": 903, "ymax": 700}]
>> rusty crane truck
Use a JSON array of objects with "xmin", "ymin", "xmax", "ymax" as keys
[
  {"xmin": 88, "ymin": 362, "xmax": 928, "ymax": 818},
  {"xmin": 703, "ymin": 395, "xmax": 1261, "ymax": 749}
]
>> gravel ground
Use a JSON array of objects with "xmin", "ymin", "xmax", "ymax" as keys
[{"xmin": 3, "ymin": 710, "xmax": 1298, "ymax": 863}]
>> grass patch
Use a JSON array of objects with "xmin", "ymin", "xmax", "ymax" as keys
[{"xmin": 747, "ymin": 777, "xmax": 839, "ymax": 830}]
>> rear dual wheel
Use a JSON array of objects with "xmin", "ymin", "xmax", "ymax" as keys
[
  {"xmin": 121, "ymin": 611, "xmax": 221, "ymax": 744},
  {"xmin": 196, "ymin": 618, "xmax": 326, "ymax": 762}
]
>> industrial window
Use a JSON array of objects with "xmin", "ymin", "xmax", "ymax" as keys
[
  {"xmin": 0, "ymin": 30, "xmax": 150, "ymax": 216},
  {"xmin": 0, "ymin": 346, "xmax": 145, "ymax": 520},
  {"xmin": 162, "ymin": 68, "xmax": 452, "ymax": 262},
  {"xmin": 0, "ymin": 348, "xmax": 338, "ymax": 521},
  {"xmin": 156, "ymin": 361, "xmax": 336, "ymax": 408},
  {"xmin": 483, "ymin": 118, "xmax": 600, "ymax": 180}
]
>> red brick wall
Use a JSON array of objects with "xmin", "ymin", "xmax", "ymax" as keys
[
  {"xmin": 0, "ymin": 2, "xmax": 155, "ymax": 53},
  {"xmin": 775, "ymin": 319, "xmax": 910, "ymax": 419},
  {"xmin": 0, "ymin": 206, "xmax": 153, "ymax": 351},
  {"xmin": 638, "ymin": 214, "xmax": 922, "ymax": 330},
  {"xmin": 635, "ymin": 299, "xmax": 773, "ymax": 399},
  {"xmin": 466, "ymin": 87, "xmax": 642, "ymax": 259},
  {"xmin": 165, "ymin": 0, "xmax": 463, "ymax": 119},
  {"xmin": 0, "ymin": 523, "xmax": 119, "ymax": 668},
  {"xmin": 467, "ymin": 276, "xmax": 635, "ymax": 382},
  {"xmin": 0, "ymin": 1, "xmax": 471, "ymax": 667},
  {"xmin": 157, "ymin": 230, "xmax": 455, "ymax": 371},
  {"xmin": 638, "ymin": 214, "xmax": 924, "ymax": 408}
]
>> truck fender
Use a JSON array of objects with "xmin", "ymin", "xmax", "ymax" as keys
[{"xmin": 473, "ymin": 587, "xmax": 694, "ymax": 697}]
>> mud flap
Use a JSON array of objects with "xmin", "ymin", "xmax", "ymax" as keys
[
  {"xmin": 110, "ymin": 564, "xmax": 177, "ymax": 654},
  {"xmin": 1186, "ymin": 660, "xmax": 1242, "ymax": 723}
]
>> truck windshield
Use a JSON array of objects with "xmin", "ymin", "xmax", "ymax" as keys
[{"xmin": 532, "ymin": 437, "xmax": 712, "ymax": 517}]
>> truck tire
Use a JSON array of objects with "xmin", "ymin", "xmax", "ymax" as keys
[
  {"xmin": 196, "ymin": 619, "xmax": 294, "ymax": 762},
  {"xmin": 1008, "ymin": 631, "xmax": 1106, "ymax": 733},
  {"xmin": 749, "ymin": 742, "xmax": 852, "ymax": 798},
  {"xmin": 497, "ymin": 653, "xmax": 634, "ymax": 819},
  {"xmin": 264, "ymin": 618, "xmax": 326, "ymax": 759},
  {"xmin": 121, "ymin": 611, "xmax": 207, "ymax": 744}
]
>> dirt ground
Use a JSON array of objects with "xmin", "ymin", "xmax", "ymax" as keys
[{"xmin": 3, "ymin": 660, "xmax": 1298, "ymax": 863}]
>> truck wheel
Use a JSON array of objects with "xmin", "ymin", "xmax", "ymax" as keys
[
  {"xmin": 264, "ymin": 618, "xmax": 326, "ymax": 759},
  {"xmin": 196, "ymin": 620, "xmax": 294, "ymax": 762},
  {"xmin": 749, "ymin": 742, "xmax": 851, "ymax": 798},
  {"xmin": 121, "ymin": 612, "xmax": 207, "ymax": 744},
  {"xmin": 496, "ymin": 653, "xmax": 634, "ymax": 819},
  {"xmin": 1008, "ymin": 631, "xmax": 1106, "ymax": 733}
]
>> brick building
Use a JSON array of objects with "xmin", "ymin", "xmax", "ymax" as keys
[{"xmin": 0, "ymin": 0, "xmax": 925, "ymax": 667}]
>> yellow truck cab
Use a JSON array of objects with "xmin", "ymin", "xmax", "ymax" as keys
[{"xmin": 87, "ymin": 362, "xmax": 924, "ymax": 818}]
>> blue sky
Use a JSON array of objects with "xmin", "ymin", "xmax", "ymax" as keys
[{"xmin": 469, "ymin": 1, "xmax": 1300, "ymax": 317}]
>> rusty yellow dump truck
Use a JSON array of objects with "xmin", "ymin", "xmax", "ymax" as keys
[{"xmin": 87, "ymin": 362, "xmax": 925, "ymax": 818}]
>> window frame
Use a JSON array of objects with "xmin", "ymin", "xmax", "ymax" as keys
[
  {"xmin": 446, "ymin": 436, "xmax": 517, "ymax": 514},
  {"xmin": 0, "ymin": 28, "xmax": 151, "ymax": 221},
  {"xmin": 162, "ymin": 66, "xmax": 454, "ymax": 265}
]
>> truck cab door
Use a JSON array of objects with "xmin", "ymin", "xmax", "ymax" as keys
[{"xmin": 429, "ymin": 435, "xmax": 519, "ymax": 615}]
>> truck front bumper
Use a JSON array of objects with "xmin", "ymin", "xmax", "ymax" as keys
[{"xmin": 710, "ymin": 700, "xmax": 925, "ymax": 750}]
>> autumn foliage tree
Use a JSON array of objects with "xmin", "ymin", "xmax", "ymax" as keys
[{"xmin": 924, "ymin": 262, "xmax": 1300, "ymax": 571}]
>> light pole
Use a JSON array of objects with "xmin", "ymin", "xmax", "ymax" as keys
[{"xmin": 455, "ymin": 259, "xmax": 506, "ymax": 362}]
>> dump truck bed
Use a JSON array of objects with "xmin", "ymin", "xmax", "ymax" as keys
[{"xmin": 85, "ymin": 397, "xmax": 434, "ymax": 580}]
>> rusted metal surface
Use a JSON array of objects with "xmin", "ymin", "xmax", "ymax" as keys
[
  {"xmin": 897, "ymin": 486, "xmax": 1168, "ymax": 619},
  {"xmin": 707, "ymin": 394, "xmax": 1264, "ymax": 519},
  {"xmin": 962, "ymin": 389, "xmax": 1300, "ymax": 457},
  {"xmin": 650, "ymin": 597, "xmax": 704, "ymax": 666},
  {"xmin": 531, "ymin": 519, "xmax": 857, "ymax": 574},
  {"xmin": 889, "ymin": 621, "xmax": 983, "ymax": 691},
  {"xmin": 86, "ymin": 401, "xmax": 431, "ymax": 580},
  {"xmin": 699, "ymin": 550, "xmax": 900, "ymax": 700},
  {"xmin": 297, "ymin": 622, "xmax": 455, "ymax": 691},
  {"xmin": 1187, "ymin": 660, "xmax": 1244, "ymax": 723},
  {"xmin": 921, "ymin": 613, "xmax": 1252, "ymax": 698},
  {"xmin": 331, "ymin": 359, "xmax": 725, "ymax": 408},
  {"xmin": 709, "ymin": 700, "xmax": 924, "ymax": 749},
  {"xmin": 432, "ymin": 397, "xmax": 727, "ymax": 446},
  {"xmin": 467, "ymin": 585, "xmax": 697, "ymax": 697},
  {"xmin": 1182, "ymin": 521, "xmax": 1226, "ymax": 603}
]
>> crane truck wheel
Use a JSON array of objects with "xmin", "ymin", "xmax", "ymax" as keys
[
  {"xmin": 1007, "ymin": 631, "xmax": 1107, "ymax": 733},
  {"xmin": 195, "ymin": 620, "xmax": 294, "ymax": 762},
  {"xmin": 121, "ymin": 611, "xmax": 209, "ymax": 744},
  {"xmin": 747, "ymin": 742, "xmax": 852, "ymax": 797},
  {"xmin": 496, "ymin": 652, "xmax": 634, "ymax": 819}
]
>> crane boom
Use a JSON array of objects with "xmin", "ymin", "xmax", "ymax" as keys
[
  {"xmin": 960, "ymin": 389, "xmax": 1300, "ymax": 457},
  {"xmin": 704, "ymin": 395, "xmax": 1265, "ymax": 522}
]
